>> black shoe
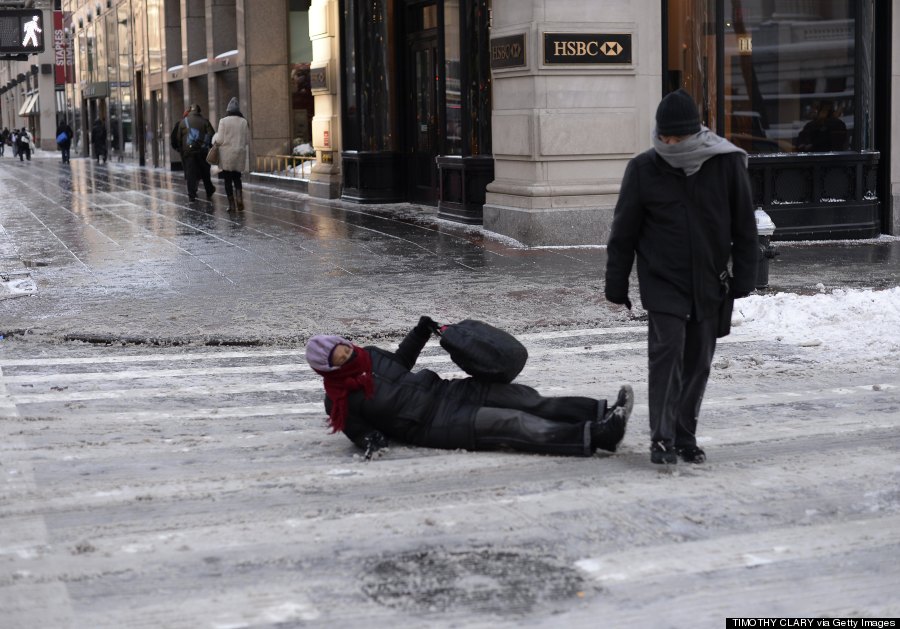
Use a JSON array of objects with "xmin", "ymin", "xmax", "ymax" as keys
[
  {"xmin": 188, "ymin": 194, "xmax": 197, "ymax": 201},
  {"xmin": 650, "ymin": 441, "xmax": 677, "ymax": 465},
  {"xmin": 591, "ymin": 407, "xmax": 628, "ymax": 453},
  {"xmin": 206, "ymin": 186, "xmax": 216, "ymax": 198},
  {"xmin": 604, "ymin": 384, "xmax": 634, "ymax": 422},
  {"xmin": 676, "ymin": 445, "xmax": 706, "ymax": 464}
]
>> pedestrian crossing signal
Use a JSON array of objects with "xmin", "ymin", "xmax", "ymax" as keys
[{"xmin": 0, "ymin": 10, "xmax": 45, "ymax": 55}]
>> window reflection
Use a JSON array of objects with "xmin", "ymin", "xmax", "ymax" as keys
[
  {"xmin": 666, "ymin": 0, "xmax": 868, "ymax": 155},
  {"xmin": 444, "ymin": 0, "xmax": 462, "ymax": 156},
  {"xmin": 724, "ymin": 0, "xmax": 856, "ymax": 154}
]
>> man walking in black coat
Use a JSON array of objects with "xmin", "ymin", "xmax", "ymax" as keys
[
  {"xmin": 305, "ymin": 317, "xmax": 634, "ymax": 459},
  {"xmin": 91, "ymin": 118, "xmax": 107, "ymax": 163},
  {"xmin": 176, "ymin": 104, "xmax": 216, "ymax": 201},
  {"xmin": 57, "ymin": 120, "xmax": 74, "ymax": 164},
  {"xmin": 604, "ymin": 89, "xmax": 758, "ymax": 466}
]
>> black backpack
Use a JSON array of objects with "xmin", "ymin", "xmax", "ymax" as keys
[
  {"xmin": 170, "ymin": 123, "xmax": 181, "ymax": 151},
  {"xmin": 438, "ymin": 319, "xmax": 528, "ymax": 383}
]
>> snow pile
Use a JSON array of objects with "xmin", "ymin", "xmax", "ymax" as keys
[
  {"xmin": 1, "ymin": 275, "xmax": 37, "ymax": 299},
  {"xmin": 732, "ymin": 286, "xmax": 900, "ymax": 365}
]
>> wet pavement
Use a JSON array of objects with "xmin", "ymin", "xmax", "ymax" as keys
[
  {"xmin": 1, "ymin": 150, "xmax": 899, "ymax": 344},
  {"xmin": 2, "ymin": 151, "xmax": 900, "ymax": 627}
]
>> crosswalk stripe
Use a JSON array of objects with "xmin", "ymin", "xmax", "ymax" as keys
[
  {"xmin": 2, "ymin": 333, "xmax": 768, "ymax": 383},
  {"xmin": 0, "ymin": 348, "xmax": 307, "ymax": 367},
  {"xmin": 9, "ymin": 380, "xmax": 324, "ymax": 404},
  {"xmin": 0, "ymin": 325, "xmax": 660, "ymax": 368},
  {"xmin": 41, "ymin": 402, "xmax": 327, "ymax": 422},
  {"xmin": 576, "ymin": 514, "xmax": 900, "ymax": 586},
  {"xmin": 2, "ymin": 362, "xmax": 309, "ymax": 383}
]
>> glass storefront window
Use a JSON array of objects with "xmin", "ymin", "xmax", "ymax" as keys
[
  {"xmin": 664, "ymin": 0, "xmax": 717, "ymax": 130},
  {"xmin": 464, "ymin": 0, "xmax": 491, "ymax": 156},
  {"xmin": 444, "ymin": 0, "xmax": 462, "ymax": 156},
  {"xmin": 147, "ymin": 0, "xmax": 162, "ymax": 74},
  {"xmin": 94, "ymin": 21, "xmax": 107, "ymax": 82},
  {"xmin": 118, "ymin": 4, "xmax": 134, "ymax": 156},
  {"xmin": 289, "ymin": 0, "xmax": 315, "ymax": 153},
  {"xmin": 724, "ymin": 0, "xmax": 855, "ymax": 154},
  {"xmin": 341, "ymin": 0, "xmax": 397, "ymax": 152},
  {"xmin": 665, "ymin": 0, "xmax": 874, "ymax": 155}
]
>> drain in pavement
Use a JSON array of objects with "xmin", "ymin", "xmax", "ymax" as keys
[{"xmin": 360, "ymin": 548, "xmax": 590, "ymax": 615}]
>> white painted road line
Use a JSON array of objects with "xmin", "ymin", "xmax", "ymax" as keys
[{"xmin": 575, "ymin": 514, "xmax": 900, "ymax": 585}]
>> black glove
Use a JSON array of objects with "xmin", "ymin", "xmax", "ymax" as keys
[
  {"xmin": 363, "ymin": 431, "xmax": 388, "ymax": 461},
  {"xmin": 418, "ymin": 316, "xmax": 441, "ymax": 335},
  {"xmin": 606, "ymin": 295, "xmax": 632, "ymax": 310}
]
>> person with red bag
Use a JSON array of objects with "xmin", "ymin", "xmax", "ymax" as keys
[{"xmin": 305, "ymin": 317, "xmax": 633, "ymax": 460}]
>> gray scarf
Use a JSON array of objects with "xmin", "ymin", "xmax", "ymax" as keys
[{"xmin": 652, "ymin": 126, "xmax": 747, "ymax": 176}]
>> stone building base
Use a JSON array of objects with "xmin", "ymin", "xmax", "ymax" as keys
[{"xmin": 482, "ymin": 204, "xmax": 616, "ymax": 247}]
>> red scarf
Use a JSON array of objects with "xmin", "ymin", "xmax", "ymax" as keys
[{"xmin": 316, "ymin": 345, "xmax": 374, "ymax": 433}]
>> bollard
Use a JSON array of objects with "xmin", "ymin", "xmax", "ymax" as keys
[{"xmin": 754, "ymin": 208, "xmax": 778, "ymax": 289}]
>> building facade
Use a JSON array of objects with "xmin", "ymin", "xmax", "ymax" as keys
[{"xmin": 3, "ymin": 0, "xmax": 899, "ymax": 245}]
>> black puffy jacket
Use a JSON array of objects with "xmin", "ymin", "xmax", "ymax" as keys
[
  {"xmin": 325, "ymin": 321, "xmax": 491, "ymax": 451},
  {"xmin": 605, "ymin": 149, "xmax": 758, "ymax": 320}
]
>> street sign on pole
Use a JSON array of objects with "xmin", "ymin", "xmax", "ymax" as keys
[{"xmin": 0, "ymin": 10, "xmax": 45, "ymax": 55}]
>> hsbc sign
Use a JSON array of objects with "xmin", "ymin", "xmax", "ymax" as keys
[{"xmin": 543, "ymin": 33, "xmax": 632, "ymax": 65}]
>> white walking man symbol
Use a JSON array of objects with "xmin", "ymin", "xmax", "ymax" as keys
[{"xmin": 22, "ymin": 15, "xmax": 41, "ymax": 48}]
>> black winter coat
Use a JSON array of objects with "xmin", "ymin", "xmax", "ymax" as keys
[
  {"xmin": 326, "ymin": 322, "xmax": 491, "ymax": 451},
  {"xmin": 605, "ymin": 149, "xmax": 758, "ymax": 321}
]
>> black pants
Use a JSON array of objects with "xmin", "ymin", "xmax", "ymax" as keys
[
  {"xmin": 60, "ymin": 145, "xmax": 70, "ymax": 163},
  {"xmin": 647, "ymin": 311, "xmax": 718, "ymax": 449},
  {"xmin": 222, "ymin": 170, "xmax": 242, "ymax": 197},
  {"xmin": 472, "ymin": 383, "xmax": 604, "ymax": 457},
  {"xmin": 183, "ymin": 152, "xmax": 214, "ymax": 198}
]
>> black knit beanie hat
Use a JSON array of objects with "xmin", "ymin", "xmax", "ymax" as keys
[{"xmin": 656, "ymin": 89, "xmax": 701, "ymax": 136}]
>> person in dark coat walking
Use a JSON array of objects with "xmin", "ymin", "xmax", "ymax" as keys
[
  {"xmin": 56, "ymin": 120, "xmax": 74, "ymax": 164},
  {"xmin": 305, "ymin": 317, "xmax": 634, "ymax": 459},
  {"xmin": 17, "ymin": 128, "xmax": 32, "ymax": 161},
  {"xmin": 91, "ymin": 118, "xmax": 107, "ymax": 163},
  {"xmin": 604, "ymin": 89, "xmax": 758, "ymax": 466},
  {"xmin": 177, "ymin": 104, "xmax": 216, "ymax": 201}
]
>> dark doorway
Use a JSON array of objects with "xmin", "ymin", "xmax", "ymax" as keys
[{"xmin": 405, "ymin": 3, "xmax": 441, "ymax": 204}]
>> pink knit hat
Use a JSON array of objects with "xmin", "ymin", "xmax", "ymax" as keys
[{"xmin": 305, "ymin": 335, "xmax": 352, "ymax": 373}]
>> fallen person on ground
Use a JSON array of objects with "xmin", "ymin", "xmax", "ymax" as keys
[{"xmin": 305, "ymin": 317, "xmax": 634, "ymax": 459}]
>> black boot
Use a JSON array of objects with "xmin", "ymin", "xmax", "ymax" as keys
[
  {"xmin": 650, "ymin": 441, "xmax": 677, "ymax": 465},
  {"xmin": 604, "ymin": 384, "xmax": 634, "ymax": 422},
  {"xmin": 676, "ymin": 445, "xmax": 706, "ymax": 464},
  {"xmin": 591, "ymin": 407, "xmax": 628, "ymax": 453}
]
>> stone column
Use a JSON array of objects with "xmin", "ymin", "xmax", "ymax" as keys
[
  {"xmin": 237, "ymin": 0, "xmax": 291, "ymax": 164},
  {"xmin": 483, "ymin": 0, "xmax": 661, "ymax": 246},
  {"xmin": 307, "ymin": 0, "xmax": 342, "ymax": 199}
]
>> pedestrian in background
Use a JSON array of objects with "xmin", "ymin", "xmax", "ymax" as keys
[
  {"xmin": 604, "ymin": 88, "xmax": 758, "ymax": 466},
  {"xmin": 0, "ymin": 127, "xmax": 8, "ymax": 157},
  {"xmin": 306, "ymin": 317, "xmax": 634, "ymax": 459},
  {"xmin": 212, "ymin": 97, "xmax": 249, "ymax": 211},
  {"xmin": 91, "ymin": 118, "xmax": 107, "ymax": 163},
  {"xmin": 177, "ymin": 104, "xmax": 216, "ymax": 202},
  {"xmin": 56, "ymin": 119, "xmax": 74, "ymax": 164},
  {"xmin": 17, "ymin": 128, "xmax": 32, "ymax": 161}
]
